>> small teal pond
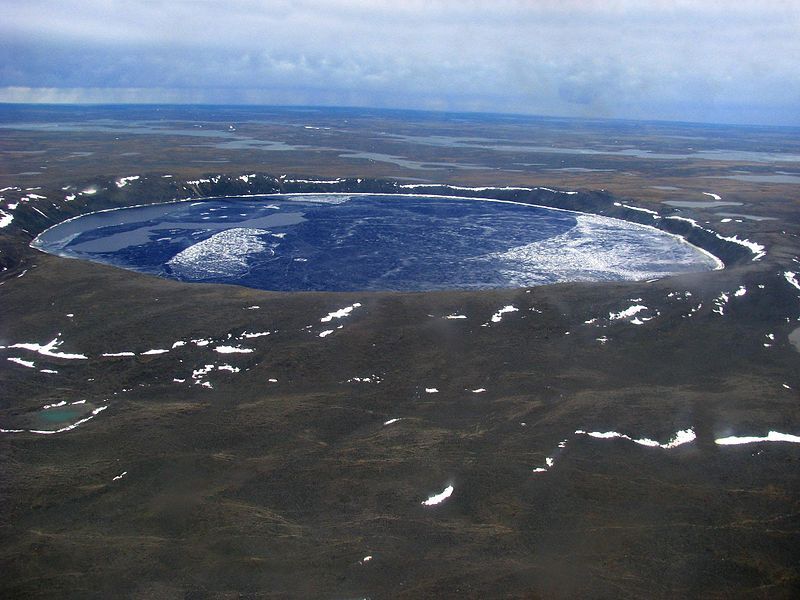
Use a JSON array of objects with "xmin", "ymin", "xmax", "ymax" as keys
[
  {"xmin": 38, "ymin": 408, "xmax": 83, "ymax": 423},
  {"xmin": 32, "ymin": 194, "xmax": 720, "ymax": 292}
]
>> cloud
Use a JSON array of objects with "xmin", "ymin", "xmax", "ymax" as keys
[{"xmin": 1, "ymin": 1, "xmax": 799, "ymax": 124}]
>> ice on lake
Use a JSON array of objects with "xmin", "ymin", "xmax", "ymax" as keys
[{"xmin": 32, "ymin": 194, "xmax": 720, "ymax": 292}]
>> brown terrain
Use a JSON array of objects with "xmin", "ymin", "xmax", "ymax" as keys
[{"xmin": 1, "ymin": 105, "xmax": 799, "ymax": 598}]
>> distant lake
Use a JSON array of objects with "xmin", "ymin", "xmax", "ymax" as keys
[
  {"xmin": 32, "ymin": 194, "xmax": 720, "ymax": 292},
  {"xmin": 712, "ymin": 173, "xmax": 800, "ymax": 184}
]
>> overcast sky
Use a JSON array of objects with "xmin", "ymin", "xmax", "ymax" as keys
[{"xmin": 1, "ymin": 0, "xmax": 799, "ymax": 125}]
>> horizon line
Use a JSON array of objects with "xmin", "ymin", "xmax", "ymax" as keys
[{"xmin": 1, "ymin": 101, "xmax": 798, "ymax": 131}]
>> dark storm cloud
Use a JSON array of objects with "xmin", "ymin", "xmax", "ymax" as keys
[{"xmin": 1, "ymin": 0, "xmax": 799, "ymax": 125}]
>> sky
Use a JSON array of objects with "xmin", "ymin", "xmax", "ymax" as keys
[{"xmin": 1, "ymin": 0, "xmax": 799, "ymax": 126}]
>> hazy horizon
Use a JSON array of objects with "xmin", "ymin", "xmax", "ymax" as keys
[
  {"xmin": 2, "ymin": 1, "xmax": 799, "ymax": 127},
  {"xmin": 3, "ymin": 101, "xmax": 800, "ymax": 132}
]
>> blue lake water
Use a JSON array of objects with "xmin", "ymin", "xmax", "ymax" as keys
[{"xmin": 32, "ymin": 194, "xmax": 720, "ymax": 291}]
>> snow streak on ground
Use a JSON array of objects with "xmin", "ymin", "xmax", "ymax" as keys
[
  {"xmin": 115, "ymin": 175, "xmax": 140, "ymax": 188},
  {"xmin": 532, "ymin": 428, "xmax": 696, "ymax": 474},
  {"xmin": 321, "ymin": 303, "xmax": 362, "ymax": 322},
  {"xmin": 7, "ymin": 357, "xmax": 35, "ymax": 368},
  {"xmin": 665, "ymin": 215, "xmax": 766, "ymax": 261},
  {"xmin": 578, "ymin": 428, "xmax": 697, "ymax": 449},
  {"xmin": 609, "ymin": 305, "xmax": 649, "ymax": 323},
  {"xmin": 490, "ymin": 305, "xmax": 519, "ymax": 323},
  {"xmin": 11, "ymin": 334, "xmax": 88, "ymax": 359},
  {"xmin": 715, "ymin": 431, "xmax": 800, "ymax": 445},
  {"xmin": 531, "ymin": 424, "xmax": 800, "ymax": 475},
  {"xmin": 305, "ymin": 302, "xmax": 363, "ymax": 339},
  {"xmin": 785, "ymin": 271, "xmax": 800, "ymax": 291},
  {"xmin": 214, "ymin": 345, "xmax": 254, "ymax": 354},
  {"xmin": 613, "ymin": 202, "xmax": 660, "ymax": 218},
  {"xmin": 421, "ymin": 484, "xmax": 454, "ymax": 506}
]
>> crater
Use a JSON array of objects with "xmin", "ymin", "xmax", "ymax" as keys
[{"xmin": 32, "ymin": 193, "xmax": 721, "ymax": 292}]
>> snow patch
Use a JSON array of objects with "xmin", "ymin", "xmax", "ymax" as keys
[
  {"xmin": 399, "ymin": 184, "xmax": 533, "ymax": 192},
  {"xmin": 115, "ymin": 175, "xmax": 140, "ymax": 188},
  {"xmin": 490, "ymin": 305, "xmax": 519, "ymax": 323},
  {"xmin": 347, "ymin": 375, "xmax": 383, "ymax": 383},
  {"xmin": 8, "ymin": 357, "xmax": 35, "ymax": 368},
  {"xmin": 11, "ymin": 335, "xmax": 88, "ymax": 359},
  {"xmin": 609, "ymin": 305, "xmax": 647, "ymax": 321},
  {"xmin": 715, "ymin": 431, "xmax": 800, "ymax": 445},
  {"xmin": 42, "ymin": 401, "xmax": 67, "ymax": 410},
  {"xmin": 286, "ymin": 178, "xmax": 343, "ymax": 185},
  {"xmin": 0, "ymin": 209, "xmax": 13, "ymax": 228},
  {"xmin": 614, "ymin": 202, "xmax": 660, "ymax": 218},
  {"xmin": 214, "ymin": 346, "xmax": 254, "ymax": 354},
  {"xmin": 320, "ymin": 303, "xmax": 362, "ymax": 322},
  {"xmin": 579, "ymin": 428, "xmax": 696, "ymax": 449},
  {"xmin": 240, "ymin": 331, "xmax": 271, "ymax": 339},
  {"xmin": 716, "ymin": 234, "xmax": 766, "ymax": 260},
  {"xmin": 421, "ymin": 484, "xmax": 454, "ymax": 506}
]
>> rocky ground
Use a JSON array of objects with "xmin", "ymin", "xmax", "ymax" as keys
[{"xmin": 1, "ymin": 108, "xmax": 799, "ymax": 598}]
